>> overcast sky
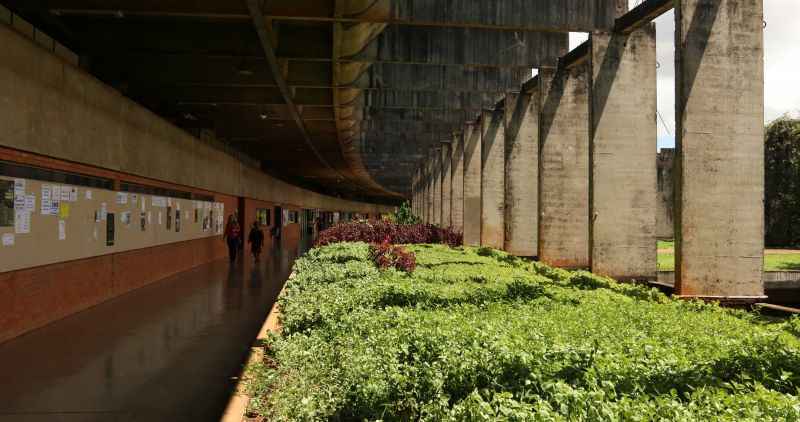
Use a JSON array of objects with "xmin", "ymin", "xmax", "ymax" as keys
[{"xmin": 563, "ymin": 0, "xmax": 800, "ymax": 151}]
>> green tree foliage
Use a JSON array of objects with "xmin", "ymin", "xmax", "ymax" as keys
[
  {"xmin": 765, "ymin": 117, "xmax": 800, "ymax": 247},
  {"xmin": 388, "ymin": 201, "xmax": 421, "ymax": 225}
]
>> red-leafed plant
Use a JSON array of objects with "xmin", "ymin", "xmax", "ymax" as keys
[
  {"xmin": 369, "ymin": 238, "xmax": 417, "ymax": 273},
  {"xmin": 315, "ymin": 221, "xmax": 462, "ymax": 248}
]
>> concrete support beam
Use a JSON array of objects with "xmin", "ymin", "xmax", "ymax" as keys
[
  {"xmin": 588, "ymin": 26, "xmax": 657, "ymax": 280},
  {"xmin": 440, "ymin": 144, "xmax": 452, "ymax": 228},
  {"xmin": 463, "ymin": 123, "xmax": 482, "ymax": 245},
  {"xmin": 674, "ymin": 0, "xmax": 764, "ymax": 299},
  {"xmin": 538, "ymin": 66, "xmax": 590, "ymax": 268},
  {"xmin": 504, "ymin": 91, "xmax": 539, "ymax": 256},
  {"xmin": 451, "ymin": 132, "xmax": 465, "ymax": 233},
  {"xmin": 431, "ymin": 148, "xmax": 442, "ymax": 226},
  {"xmin": 480, "ymin": 109, "xmax": 505, "ymax": 249}
]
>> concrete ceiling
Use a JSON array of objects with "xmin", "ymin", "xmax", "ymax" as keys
[{"xmin": 2, "ymin": 0, "xmax": 625, "ymax": 203}]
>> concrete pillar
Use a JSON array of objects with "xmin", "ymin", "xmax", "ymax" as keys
[
  {"xmin": 504, "ymin": 91, "xmax": 539, "ymax": 256},
  {"xmin": 451, "ymin": 132, "xmax": 465, "ymax": 233},
  {"xmin": 431, "ymin": 148, "xmax": 441, "ymax": 226},
  {"xmin": 426, "ymin": 156, "xmax": 434, "ymax": 224},
  {"xmin": 675, "ymin": 0, "xmax": 764, "ymax": 299},
  {"xmin": 656, "ymin": 149, "xmax": 675, "ymax": 240},
  {"xmin": 480, "ymin": 109, "xmax": 505, "ymax": 249},
  {"xmin": 440, "ymin": 144, "xmax": 452, "ymax": 227},
  {"xmin": 463, "ymin": 122, "xmax": 482, "ymax": 246},
  {"xmin": 588, "ymin": 26, "xmax": 657, "ymax": 280},
  {"xmin": 538, "ymin": 66, "xmax": 590, "ymax": 268}
]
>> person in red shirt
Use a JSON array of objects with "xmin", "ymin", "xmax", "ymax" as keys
[{"xmin": 223, "ymin": 214, "xmax": 241, "ymax": 262}]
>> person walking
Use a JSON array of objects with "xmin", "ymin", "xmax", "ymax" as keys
[
  {"xmin": 248, "ymin": 221, "xmax": 265, "ymax": 262},
  {"xmin": 223, "ymin": 214, "xmax": 241, "ymax": 262}
]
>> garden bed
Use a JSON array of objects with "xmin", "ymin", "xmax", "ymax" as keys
[{"xmin": 246, "ymin": 243, "xmax": 800, "ymax": 421}]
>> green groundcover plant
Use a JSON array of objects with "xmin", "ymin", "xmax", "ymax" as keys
[{"xmin": 246, "ymin": 243, "xmax": 800, "ymax": 421}]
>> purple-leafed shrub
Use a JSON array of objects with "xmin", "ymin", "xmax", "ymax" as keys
[
  {"xmin": 369, "ymin": 240, "xmax": 417, "ymax": 273},
  {"xmin": 315, "ymin": 221, "xmax": 463, "ymax": 248}
]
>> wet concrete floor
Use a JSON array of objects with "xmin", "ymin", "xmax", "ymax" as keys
[{"xmin": 0, "ymin": 245, "xmax": 305, "ymax": 422}]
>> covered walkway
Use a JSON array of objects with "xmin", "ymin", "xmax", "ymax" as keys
[{"xmin": 0, "ymin": 245, "xmax": 305, "ymax": 422}]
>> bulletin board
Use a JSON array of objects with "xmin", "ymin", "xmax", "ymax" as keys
[{"xmin": 0, "ymin": 175, "xmax": 225, "ymax": 273}]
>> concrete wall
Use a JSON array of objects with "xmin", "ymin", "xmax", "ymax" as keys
[
  {"xmin": 463, "ymin": 123, "xmax": 482, "ymax": 245},
  {"xmin": 0, "ymin": 24, "xmax": 391, "ymax": 216},
  {"xmin": 674, "ymin": 0, "xmax": 764, "ymax": 298},
  {"xmin": 656, "ymin": 148, "xmax": 675, "ymax": 240},
  {"xmin": 480, "ymin": 110, "xmax": 505, "ymax": 249},
  {"xmin": 589, "ymin": 26, "xmax": 657, "ymax": 280},
  {"xmin": 538, "ymin": 66, "xmax": 590, "ymax": 268},
  {"xmin": 451, "ymin": 132, "xmax": 465, "ymax": 232},
  {"xmin": 504, "ymin": 91, "xmax": 538, "ymax": 256}
]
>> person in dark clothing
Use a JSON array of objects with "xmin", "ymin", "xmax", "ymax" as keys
[
  {"xmin": 223, "ymin": 214, "xmax": 241, "ymax": 262},
  {"xmin": 248, "ymin": 221, "xmax": 265, "ymax": 262}
]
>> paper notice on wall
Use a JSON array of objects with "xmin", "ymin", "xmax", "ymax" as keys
[
  {"xmin": 51, "ymin": 186, "xmax": 61, "ymax": 215},
  {"xmin": 121, "ymin": 211, "xmax": 131, "ymax": 226},
  {"xmin": 14, "ymin": 210, "xmax": 29, "ymax": 234},
  {"xmin": 2, "ymin": 233, "xmax": 14, "ymax": 246},
  {"xmin": 176, "ymin": 202, "xmax": 180, "ymax": 211},
  {"xmin": 141, "ymin": 197, "xmax": 146, "ymax": 212},
  {"xmin": 58, "ymin": 203, "xmax": 70, "ymax": 219},
  {"xmin": 60, "ymin": 186, "xmax": 71, "ymax": 202},
  {"xmin": 13, "ymin": 179, "xmax": 25, "ymax": 197},
  {"xmin": 147, "ymin": 211, "xmax": 152, "ymax": 225},
  {"xmin": 58, "ymin": 220, "xmax": 66, "ymax": 240},
  {"xmin": 131, "ymin": 194, "xmax": 138, "ymax": 206},
  {"xmin": 69, "ymin": 187, "xmax": 77, "ymax": 202},
  {"xmin": 167, "ymin": 198, "xmax": 172, "ymax": 207},
  {"xmin": 85, "ymin": 190, "xmax": 92, "ymax": 200},
  {"xmin": 92, "ymin": 226, "xmax": 98, "ymax": 241},
  {"xmin": 116, "ymin": 192, "xmax": 128, "ymax": 205},
  {"xmin": 41, "ymin": 185, "xmax": 52, "ymax": 215},
  {"xmin": 100, "ymin": 202, "xmax": 108, "ymax": 221},
  {"xmin": 25, "ymin": 195, "xmax": 35, "ymax": 213},
  {"xmin": 158, "ymin": 212, "xmax": 162, "ymax": 225}
]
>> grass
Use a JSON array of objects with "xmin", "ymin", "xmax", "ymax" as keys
[
  {"xmin": 657, "ymin": 240, "xmax": 800, "ymax": 271},
  {"xmin": 246, "ymin": 242, "xmax": 800, "ymax": 421}
]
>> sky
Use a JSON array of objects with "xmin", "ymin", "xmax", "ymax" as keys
[{"xmin": 561, "ymin": 0, "xmax": 800, "ymax": 151}]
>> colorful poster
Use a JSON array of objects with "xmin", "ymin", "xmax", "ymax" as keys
[{"xmin": 58, "ymin": 203, "xmax": 70, "ymax": 219}]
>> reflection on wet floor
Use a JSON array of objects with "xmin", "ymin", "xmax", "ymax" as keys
[{"xmin": 0, "ymin": 243, "xmax": 306, "ymax": 422}]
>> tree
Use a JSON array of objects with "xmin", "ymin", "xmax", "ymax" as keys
[{"xmin": 764, "ymin": 117, "xmax": 800, "ymax": 247}]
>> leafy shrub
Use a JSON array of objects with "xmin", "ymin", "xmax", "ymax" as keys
[
  {"xmin": 386, "ymin": 201, "xmax": 422, "ymax": 225},
  {"xmin": 370, "ymin": 241, "xmax": 417, "ymax": 273},
  {"xmin": 248, "ymin": 243, "xmax": 800, "ymax": 421},
  {"xmin": 315, "ymin": 221, "xmax": 462, "ymax": 247}
]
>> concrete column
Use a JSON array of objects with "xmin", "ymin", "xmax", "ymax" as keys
[
  {"xmin": 451, "ymin": 132, "xmax": 465, "ymax": 233},
  {"xmin": 431, "ymin": 148, "xmax": 441, "ymax": 226},
  {"xmin": 425, "ymin": 156, "xmax": 434, "ymax": 224},
  {"xmin": 675, "ymin": 0, "xmax": 764, "ymax": 299},
  {"xmin": 588, "ymin": 26, "xmax": 657, "ymax": 280},
  {"xmin": 504, "ymin": 91, "xmax": 539, "ymax": 256},
  {"xmin": 463, "ymin": 123, "xmax": 482, "ymax": 246},
  {"xmin": 538, "ymin": 66, "xmax": 590, "ymax": 268},
  {"xmin": 480, "ymin": 109, "xmax": 505, "ymax": 249},
  {"xmin": 440, "ymin": 144, "xmax": 452, "ymax": 228}
]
